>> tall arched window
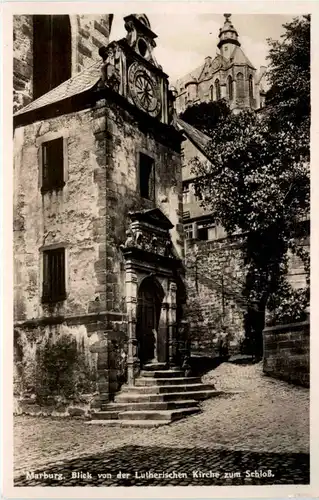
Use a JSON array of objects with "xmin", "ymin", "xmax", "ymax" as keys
[
  {"xmin": 215, "ymin": 79, "xmax": 221, "ymax": 100},
  {"xmin": 249, "ymin": 75, "xmax": 254, "ymax": 100},
  {"xmin": 227, "ymin": 75, "xmax": 233, "ymax": 101},
  {"xmin": 210, "ymin": 85, "xmax": 214, "ymax": 101},
  {"xmin": 236, "ymin": 72, "xmax": 245, "ymax": 99},
  {"xmin": 33, "ymin": 15, "xmax": 72, "ymax": 99}
]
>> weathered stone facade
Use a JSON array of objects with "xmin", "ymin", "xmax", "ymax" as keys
[
  {"xmin": 13, "ymin": 14, "xmax": 185, "ymax": 415},
  {"xmin": 13, "ymin": 14, "xmax": 113, "ymax": 112},
  {"xmin": 185, "ymin": 238, "xmax": 246, "ymax": 356}
]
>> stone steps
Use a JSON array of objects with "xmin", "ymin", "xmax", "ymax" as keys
[
  {"xmin": 89, "ymin": 364, "xmax": 223, "ymax": 427},
  {"xmin": 135, "ymin": 376, "xmax": 202, "ymax": 386},
  {"xmin": 119, "ymin": 383, "xmax": 215, "ymax": 395},
  {"xmin": 100, "ymin": 399, "xmax": 198, "ymax": 411},
  {"xmin": 93, "ymin": 407, "xmax": 200, "ymax": 422},
  {"xmin": 140, "ymin": 370, "xmax": 184, "ymax": 378},
  {"xmin": 115, "ymin": 389, "xmax": 221, "ymax": 403}
]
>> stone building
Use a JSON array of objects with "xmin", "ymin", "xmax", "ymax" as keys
[
  {"xmin": 175, "ymin": 14, "xmax": 267, "ymax": 116},
  {"xmin": 13, "ymin": 14, "xmax": 208, "ymax": 421}
]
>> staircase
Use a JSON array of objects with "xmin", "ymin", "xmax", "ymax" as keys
[{"xmin": 88, "ymin": 363, "xmax": 222, "ymax": 427}]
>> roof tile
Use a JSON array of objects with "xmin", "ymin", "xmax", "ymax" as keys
[{"xmin": 14, "ymin": 61, "xmax": 103, "ymax": 117}]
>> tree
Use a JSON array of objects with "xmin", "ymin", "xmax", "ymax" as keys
[
  {"xmin": 180, "ymin": 99, "xmax": 231, "ymax": 137},
  {"xmin": 188, "ymin": 16, "xmax": 310, "ymax": 357}
]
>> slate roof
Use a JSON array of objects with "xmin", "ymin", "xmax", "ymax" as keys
[
  {"xmin": 175, "ymin": 62, "xmax": 205, "ymax": 89},
  {"xmin": 230, "ymin": 46, "xmax": 255, "ymax": 69},
  {"xmin": 176, "ymin": 117, "xmax": 211, "ymax": 157},
  {"xmin": 14, "ymin": 61, "xmax": 103, "ymax": 117}
]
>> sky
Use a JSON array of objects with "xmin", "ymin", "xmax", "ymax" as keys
[{"xmin": 110, "ymin": 13, "xmax": 295, "ymax": 84}]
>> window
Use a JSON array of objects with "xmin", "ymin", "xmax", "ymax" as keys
[
  {"xmin": 139, "ymin": 153, "xmax": 155, "ymax": 200},
  {"xmin": 197, "ymin": 222, "xmax": 209, "ymax": 241},
  {"xmin": 183, "ymin": 183, "xmax": 190, "ymax": 204},
  {"xmin": 228, "ymin": 75, "xmax": 233, "ymax": 100},
  {"xmin": 215, "ymin": 79, "xmax": 221, "ymax": 100},
  {"xmin": 249, "ymin": 75, "xmax": 254, "ymax": 100},
  {"xmin": 194, "ymin": 183, "xmax": 202, "ymax": 201},
  {"xmin": 210, "ymin": 85, "xmax": 214, "ymax": 101},
  {"xmin": 42, "ymin": 248, "xmax": 66, "ymax": 303},
  {"xmin": 184, "ymin": 223, "xmax": 194, "ymax": 240},
  {"xmin": 237, "ymin": 72, "xmax": 245, "ymax": 99},
  {"xmin": 33, "ymin": 15, "xmax": 72, "ymax": 99},
  {"xmin": 41, "ymin": 137, "xmax": 65, "ymax": 193}
]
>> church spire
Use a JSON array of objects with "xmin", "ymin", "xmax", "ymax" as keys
[{"xmin": 217, "ymin": 13, "xmax": 240, "ymax": 59}]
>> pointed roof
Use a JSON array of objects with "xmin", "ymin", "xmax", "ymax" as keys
[
  {"xmin": 14, "ymin": 61, "xmax": 103, "ymax": 117},
  {"xmin": 230, "ymin": 46, "xmax": 255, "ymax": 69}
]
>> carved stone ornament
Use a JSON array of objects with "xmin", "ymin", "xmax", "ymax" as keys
[
  {"xmin": 120, "ymin": 209, "xmax": 175, "ymax": 258},
  {"xmin": 99, "ymin": 44, "xmax": 121, "ymax": 92}
]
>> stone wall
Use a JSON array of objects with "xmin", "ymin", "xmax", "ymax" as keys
[
  {"xmin": 185, "ymin": 237, "xmax": 246, "ymax": 356},
  {"xmin": 13, "ymin": 92, "xmax": 183, "ymax": 413},
  {"xmin": 263, "ymin": 320, "xmax": 309, "ymax": 387},
  {"xmin": 13, "ymin": 14, "xmax": 113, "ymax": 112}
]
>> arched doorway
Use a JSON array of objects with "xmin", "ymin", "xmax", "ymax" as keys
[{"xmin": 136, "ymin": 277, "xmax": 165, "ymax": 366}]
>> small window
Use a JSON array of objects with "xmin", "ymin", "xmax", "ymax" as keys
[
  {"xmin": 194, "ymin": 183, "xmax": 202, "ymax": 201},
  {"xmin": 197, "ymin": 223, "xmax": 208, "ymax": 241},
  {"xmin": 210, "ymin": 85, "xmax": 214, "ymax": 101},
  {"xmin": 183, "ymin": 183, "xmax": 190, "ymax": 203},
  {"xmin": 237, "ymin": 72, "xmax": 245, "ymax": 99},
  {"xmin": 249, "ymin": 75, "xmax": 254, "ymax": 100},
  {"xmin": 139, "ymin": 153, "xmax": 155, "ymax": 200},
  {"xmin": 41, "ymin": 137, "xmax": 64, "ymax": 193},
  {"xmin": 184, "ymin": 223, "xmax": 194, "ymax": 240},
  {"xmin": 228, "ymin": 75, "xmax": 233, "ymax": 100},
  {"xmin": 215, "ymin": 79, "xmax": 221, "ymax": 100},
  {"xmin": 42, "ymin": 248, "xmax": 66, "ymax": 303}
]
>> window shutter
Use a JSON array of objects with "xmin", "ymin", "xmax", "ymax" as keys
[{"xmin": 42, "ymin": 251, "xmax": 49, "ymax": 300}]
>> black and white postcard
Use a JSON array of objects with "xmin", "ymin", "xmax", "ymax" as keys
[{"xmin": 2, "ymin": 1, "xmax": 317, "ymax": 498}]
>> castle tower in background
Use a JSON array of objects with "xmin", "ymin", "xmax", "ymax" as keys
[{"xmin": 174, "ymin": 14, "xmax": 267, "ymax": 114}]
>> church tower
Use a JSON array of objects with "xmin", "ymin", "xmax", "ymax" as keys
[
  {"xmin": 175, "ymin": 13, "xmax": 267, "ymax": 114},
  {"xmin": 217, "ymin": 13, "xmax": 240, "ymax": 60}
]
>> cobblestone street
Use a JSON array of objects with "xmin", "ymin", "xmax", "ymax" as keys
[{"xmin": 14, "ymin": 363, "xmax": 310, "ymax": 486}]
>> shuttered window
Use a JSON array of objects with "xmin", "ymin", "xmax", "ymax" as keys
[
  {"xmin": 42, "ymin": 248, "xmax": 66, "ymax": 303},
  {"xmin": 42, "ymin": 138, "xmax": 64, "ymax": 192}
]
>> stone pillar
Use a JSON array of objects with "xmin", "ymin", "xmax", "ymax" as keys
[
  {"xmin": 125, "ymin": 267, "xmax": 138, "ymax": 385},
  {"xmin": 167, "ymin": 281, "xmax": 177, "ymax": 367}
]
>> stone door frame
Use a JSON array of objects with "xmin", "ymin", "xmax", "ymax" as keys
[{"xmin": 124, "ymin": 256, "xmax": 178, "ymax": 385}]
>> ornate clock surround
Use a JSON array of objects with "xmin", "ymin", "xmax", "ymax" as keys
[{"xmin": 128, "ymin": 62, "xmax": 162, "ymax": 118}]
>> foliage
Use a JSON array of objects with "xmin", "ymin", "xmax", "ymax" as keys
[
  {"xmin": 180, "ymin": 99, "xmax": 231, "ymax": 137},
  {"xmin": 186, "ymin": 16, "xmax": 310, "ymax": 353},
  {"xmin": 267, "ymin": 278, "xmax": 309, "ymax": 326},
  {"xmin": 266, "ymin": 15, "xmax": 310, "ymax": 130},
  {"xmin": 35, "ymin": 334, "xmax": 96, "ymax": 401}
]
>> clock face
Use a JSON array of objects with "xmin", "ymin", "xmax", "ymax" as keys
[{"xmin": 128, "ymin": 62, "xmax": 161, "ymax": 117}]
